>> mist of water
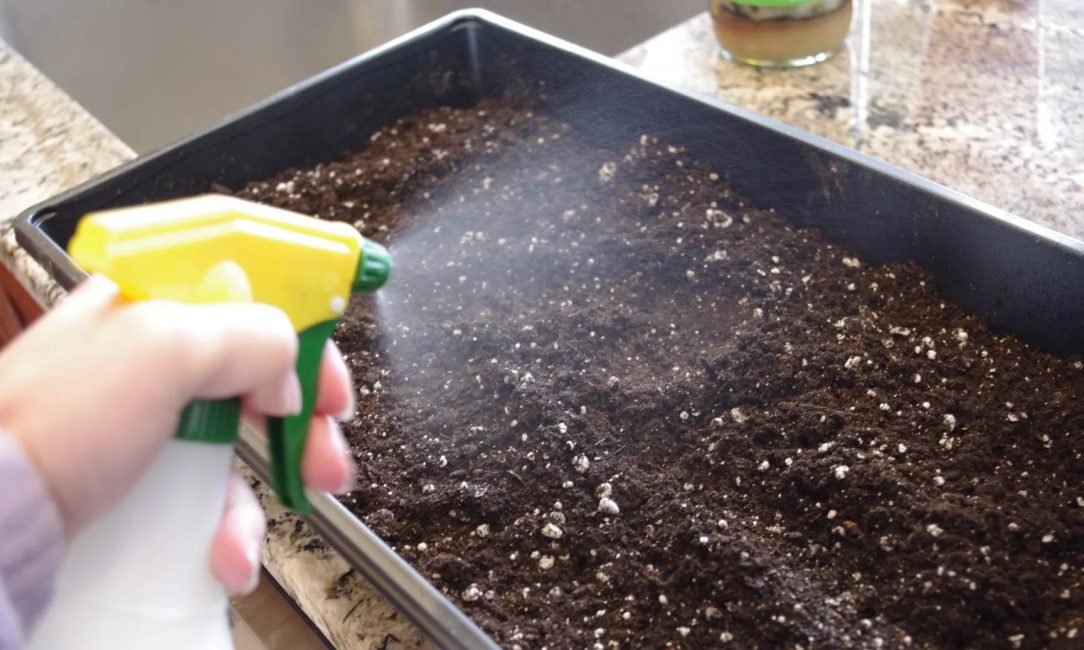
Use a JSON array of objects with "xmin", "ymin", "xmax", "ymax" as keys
[{"xmin": 358, "ymin": 118, "xmax": 735, "ymax": 423}]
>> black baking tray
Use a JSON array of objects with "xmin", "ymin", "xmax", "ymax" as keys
[{"xmin": 15, "ymin": 9, "xmax": 1084, "ymax": 649}]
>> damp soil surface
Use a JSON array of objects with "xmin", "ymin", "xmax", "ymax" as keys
[{"xmin": 230, "ymin": 101, "xmax": 1084, "ymax": 649}]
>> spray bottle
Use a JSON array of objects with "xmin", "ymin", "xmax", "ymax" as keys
[{"xmin": 29, "ymin": 195, "xmax": 390, "ymax": 649}]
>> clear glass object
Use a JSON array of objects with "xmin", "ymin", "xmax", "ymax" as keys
[{"xmin": 709, "ymin": 0, "xmax": 853, "ymax": 68}]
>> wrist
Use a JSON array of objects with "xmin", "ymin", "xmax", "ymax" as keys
[{"xmin": 0, "ymin": 430, "xmax": 65, "ymax": 632}]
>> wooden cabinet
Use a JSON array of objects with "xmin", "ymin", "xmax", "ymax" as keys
[{"xmin": 0, "ymin": 262, "xmax": 44, "ymax": 346}]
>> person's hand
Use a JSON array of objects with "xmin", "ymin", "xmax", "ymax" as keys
[{"xmin": 0, "ymin": 275, "xmax": 357, "ymax": 595}]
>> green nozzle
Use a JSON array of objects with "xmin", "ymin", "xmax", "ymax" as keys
[{"xmin": 353, "ymin": 239, "xmax": 391, "ymax": 293}]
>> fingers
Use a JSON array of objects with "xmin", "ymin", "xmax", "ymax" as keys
[
  {"xmin": 244, "ymin": 340, "xmax": 351, "ymax": 418},
  {"xmin": 113, "ymin": 300, "xmax": 299, "ymax": 411},
  {"xmin": 69, "ymin": 275, "xmax": 348, "ymax": 421},
  {"xmin": 182, "ymin": 302, "xmax": 298, "ymax": 400},
  {"xmin": 243, "ymin": 371, "xmax": 303, "ymax": 417},
  {"xmin": 211, "ymin": 472, "xmax": 266, "ymax": 596},
  {"xmin": 301, "ymin": 414, "xmax": 356, "ymax": 494}
]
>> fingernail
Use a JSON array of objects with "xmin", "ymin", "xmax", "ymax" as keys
[
  {"xmin": 69, "ymin": 275, "xmax": 119, "ymax": 303},
  {"xmin": 280, "ymin": 373, "xmax": 303, "ymax": 415},
  {"xmin": 239, "ymin": 510, "xmax": 264, "ymax": 595},
  {"xmin": 240, "ymin": 567, "xmax": 260, "ymax": 596},
  {"xmin": 339, "ymin": 471, "xmax": 358, "ymax": 495},
  {"xmin": 330, "ymin": 422, "xmax": 358, "ymax": 494},
  {"xmin": 337, "ymin": 390, "xmax": 356, "ymax": 422}
]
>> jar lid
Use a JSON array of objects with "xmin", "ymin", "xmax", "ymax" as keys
[{"xmin": 729, "ymin": 0, "xmax": 817, "ymax": 6}]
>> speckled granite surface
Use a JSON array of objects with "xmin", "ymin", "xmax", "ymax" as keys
[
  {"xmin": 235, "ymin": 462, "xmax": 428, "ymax": 650},
  {"xmin": 2, "ymin": 1, "xmax": 1082, "ymax": 646},
  {"xmin": 621, "ymin": 0, "xmax": 1084, "ymax": 240},
  {"xmin": 0, "ymin": 43, "xmax": 132, "ymax": 304}
]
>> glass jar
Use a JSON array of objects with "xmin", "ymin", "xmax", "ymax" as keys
[{"xmin": 709, "ymin": 0, "xmax": 853, "ymax": 68}]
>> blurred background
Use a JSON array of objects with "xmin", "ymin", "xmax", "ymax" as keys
[{"xmin": 0, "ymin": 0, "xmax": 702, "ymax": 153}]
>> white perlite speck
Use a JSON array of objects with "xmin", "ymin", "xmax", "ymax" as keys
[
  {"xmin": 677, "ymin": 627, "xmax": 691, "ymax": 638},
  {"xmin": 834, "ymin": 465, "xmax": 850, "ymax": 480},
  {"xmin": 706, "ymin": 208, "xmax": 733, "ymax": 228},
  {"xmin": 720, "ymin": 631, "xmax": 734, "ymax": 642},
  {"xmin": 844, "ymin": 355, "xmax": 862, "ymax": 370},
  {"xmin": 926, "ymin": 523, "xmax": 944, "ymax": 537},
  {"xmin": 461, "ymin": 584, "xmax": 484, "ymax": 602},
  {"xmin": 598, "ymin": 497, "xmax": 620, "ymax": 515},
  {"xmin": 730, "ymin": 407, "xmax": 748, "ymax": 424},
  {"xmin": 538, "ymin": 555, "xmax": 555, "ymax": 570},
  {"xmin": 558, "ymin": 422, "xmax": 568, "ymax": 434},
  {"xmin": 598, "ymin": 162, "xmax": 617, "ymax": 183},
  {"xmin": 757, "ymin": 460, "xmax": 770, "ymax": 472},
  {"xmin": 573, "ymin": 455, "xmax": 590, "ymax": 473},
  {"xmin": 842, "ymin": 256, "xmax": 861, "ymax": 268},
  {"xmin": 541, "ymin": 523, "xmax": 564, "ymax": 539},
  {"xmin": 475, "ymin": 523, "xmax": 491, "ymax": 537},
  {"xmin": 596, "ymin": 483, "xmax": 613, "ymax": 498},
  {"xmin": 943, "ymin": 414, "xmax": 958, "ymax": 431}
]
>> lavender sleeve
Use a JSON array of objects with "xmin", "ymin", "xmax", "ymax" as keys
[{"xmin": 0, "ymin": 433, "xmax": 64, "ymax": 649}]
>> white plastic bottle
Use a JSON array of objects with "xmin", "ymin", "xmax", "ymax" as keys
[{"xmin": 30, "ymin": 439, "xmax": 234, "ymax": 649}]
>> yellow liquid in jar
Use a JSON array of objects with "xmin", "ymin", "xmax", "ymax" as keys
[{"xmin": 710, "ymin": 0, "xmax": 853, "ymax": 68}]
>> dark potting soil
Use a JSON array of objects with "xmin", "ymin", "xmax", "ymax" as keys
[{"xmin": 229, "ymin": 102, "xmax": 1083, "ymax": 649}]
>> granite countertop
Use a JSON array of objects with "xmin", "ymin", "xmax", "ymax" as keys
[
  {"xmin": 0, "ymin": 44, "xmax": 133, "ymax": 304},
  {"xmin": 1, "ymin": 1, "xmax": 1081, "ymax": 647},
  {"xmin": 621, "ymin": 0, "xmax": 1084, "ymax": 240}
]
